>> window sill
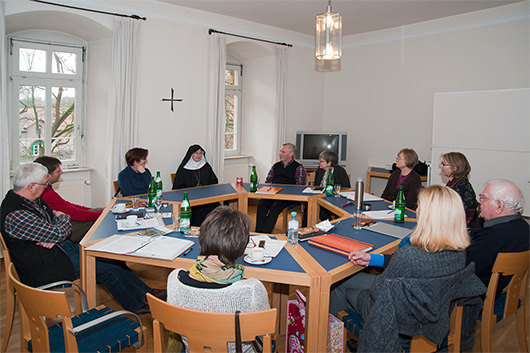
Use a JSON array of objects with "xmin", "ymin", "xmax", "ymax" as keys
[{"xmin": 224, "ymin": 155, "xmax": 252, "ymax": 161}]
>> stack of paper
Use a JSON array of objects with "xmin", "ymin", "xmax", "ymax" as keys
[
  {"xmin": 339, "ymin": 191, "xmax": 383, "ymax": 202},
  {"xmin": 245, "ymin": 235, "xmax": 286, "ymax": 257}
]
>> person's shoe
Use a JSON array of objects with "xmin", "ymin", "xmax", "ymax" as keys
[
  {"xmin": 150, "ymin": 288, "xmax": 167, "ymax": 301},
  {"xmin": 346, "ymin": 338, "xmax": 359, "ymax": 353}
]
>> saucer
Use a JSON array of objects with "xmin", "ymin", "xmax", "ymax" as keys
[
  {"xmin": 111, "ymin": 207, "xmax": 128, "ymax": 214},
  {"xmin": 244, "ymin": 255, "xmax": 272, "ymax": 265}
]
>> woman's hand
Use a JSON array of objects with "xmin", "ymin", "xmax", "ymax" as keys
[
  {"xmin": 348, "ymin": 251, "xmax": 371, "ymax": 266},
  {"xmin": 132, "ymin": 161, "xmax": 146, "ymax": 174}
]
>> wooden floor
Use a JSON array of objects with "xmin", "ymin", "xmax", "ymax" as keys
[{"xmin": 1, "ymin": 203, "xmax": 528, "ymax": 352}]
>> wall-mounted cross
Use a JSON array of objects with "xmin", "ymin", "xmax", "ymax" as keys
[{"xmin": 161, "ymin": 88, "xmax": 183, "ymax": 112}]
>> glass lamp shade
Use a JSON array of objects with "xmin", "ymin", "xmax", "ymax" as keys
[{"xmin": 315, "ymin": 7, "xmax": 342, "ymax": 60}]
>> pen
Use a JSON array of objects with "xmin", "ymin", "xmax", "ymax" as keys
[
  {"xmin": 183, "ymin": 247, "xmax": 193, "ymax": 256},
  {"xmin": 342, "ymin": 201, "xmax": 353, "ymax": 207}
]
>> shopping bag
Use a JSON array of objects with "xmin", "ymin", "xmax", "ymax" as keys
[{"xmin": 286, "ymin": 289, "xmax": 344, "ymax": 353}]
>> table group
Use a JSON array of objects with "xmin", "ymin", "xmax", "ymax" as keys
[{"xmin": 80, "ymin": 182, "xmax": 416, "ymax": 352}]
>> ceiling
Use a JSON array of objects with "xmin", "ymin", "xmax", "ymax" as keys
[{"xmin": 156, "ymin": 0, "xmax": 522, "ymax": 36}]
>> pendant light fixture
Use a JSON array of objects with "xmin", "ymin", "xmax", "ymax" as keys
[{"xmin": 315, "ymin": 0, "xmax": 342, "ymax": 60}]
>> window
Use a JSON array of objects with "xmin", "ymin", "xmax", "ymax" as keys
[
  {"xmin": 9, "ymin": 38, "xmax": 85, "ymax": 168},
  {"xmin": 225, "ymin": 64, "xmax": 242, "ymax": 155}
]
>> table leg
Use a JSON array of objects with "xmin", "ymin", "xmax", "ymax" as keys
[
  {"xmin": 272, "ymin": 283, "xmax": 289, "ymax": 336},
  {"xmin": 305, "ymin": 276, "xmax": 329, "ymax": 353},
  {"xmin": 307, "ymin": 198, "xmax": 317, "ymax": 227},
  {"xmin": 80, "ymin": 248, "xmax": 97, "ymax": 308},
  {"xmin": 238, "ymin": 193, "xmax": 248, "ymax": 214}
]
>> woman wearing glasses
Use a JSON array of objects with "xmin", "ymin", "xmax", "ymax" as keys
[
  {"xmin": 381, "ymin": 148, "xmax": 422, "ymax": 210},
  {"xmin": 439, "ymin": 152, "xmax": 480, "ymax": 227}
]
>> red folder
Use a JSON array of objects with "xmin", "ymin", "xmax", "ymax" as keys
[{"xmin": 308, "ymin": 234, "xmax": 373, "ymax": 256}]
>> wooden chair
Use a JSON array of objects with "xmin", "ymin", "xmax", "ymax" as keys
[
  {"xmin": 170, "ymin": 173, "xmax": 176, "ymax": 185},
  {"xmin": 7, "ymin": 262, "xmax": 146, "ymax": 352},
  {"xmin": 113, "ymin": 180, "xmax": 121, "ymax": 197},
  {"xmin": 146, "ymin": 293, "xmax": 277, "ymax": 352},
  {"xmin": 339, "ymin": 303, "xmax": 465, "ymax": 353},
  {"xmin": 480, "ymin": 251, "xmax": 529, "ymax": 352}
]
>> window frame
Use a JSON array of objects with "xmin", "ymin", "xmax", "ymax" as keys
[
  {"xmin": 8, "ymin": 37, "xmax": 85, "ymax": 170},
  {"xmin": 224, "ymin": 63, "xmax": 243, "ymax": 157}
]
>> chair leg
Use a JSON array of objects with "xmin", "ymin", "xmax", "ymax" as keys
[
  {"xmin": 135, "ymin": 326, "xmax": 148, "ymax": 352},
  {"xmin": 1, "ymin": 283, "xmax": 15, "ymax": 353},
  {"xmin": 516, "ymin": 308, "xmax": 529, "ymax": 352},
  {"xmin": 480, "ymin": 317, "xmax": 494, "ymax": 353}
]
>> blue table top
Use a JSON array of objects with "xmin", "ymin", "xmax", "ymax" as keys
[
  {"xmin": 89, "ymin": 200, "xmax": 304, "ymax": 273},
  {"xmin": 242, "ymin": 183, "xmax": 309, "ymax": 196},
  {"xmin": 133, "ymin": 183, "xmax": 238, "ymax": 202},
  {"xmin": 299, "ymin": 217, "xmax": 416, "ymax": 272},
  {"xmin": 321, "ymin": 196, "xmax": 416, "ymax": 218}
]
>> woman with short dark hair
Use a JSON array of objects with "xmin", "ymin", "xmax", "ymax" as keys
[
  {"xmin": 117, "ymin": 147, "xmax": 151, "ymax": 196},
  {"xmin": 381, "ymin": 148, "xmax": 422, "ymax": 209},
  {"xmin": 166, "ymin": 206, "xmax": 270, "ymax": 352},
  {"xmin": 314, "ymin": 150, "xmax": 350, "ymax": 221},
  {"xmin": 439, "ymin": 152, "xmax": 479, "ymax": 226}
]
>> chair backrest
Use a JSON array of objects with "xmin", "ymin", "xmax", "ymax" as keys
[
  {"xmin": 170, "ymin": 173, "xmax": 176, "ymax": 185},
  {"xmin": 7, "ymin": 263, "xmax": 78, "ymax": 353},
  {"xmin": 483, "ymin": 251, "xmax": 529, "ymax": 322},
  {"xmin": 113, "ymin": 180, "xmax": 121, "ymax": 197},
  {"xmin": 147, "ymin": 293, "xmax": 277, "ymax": 353}
]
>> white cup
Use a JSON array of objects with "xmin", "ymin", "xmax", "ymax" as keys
[
  {"xmin": 115, "ymin": 203, "xmax": 126, "ymax": 212},
  {"xmin": 126, "ymin": 215, "xmax": 138, "ymax": 226},
  {"xmin": 250, "ymin": 248, "xmax": 265, "ymax": 261}
]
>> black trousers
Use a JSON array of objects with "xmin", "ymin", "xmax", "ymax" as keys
[{"xmin": 255, "ymin": 199, "xmax": 297, "ymax": 234}]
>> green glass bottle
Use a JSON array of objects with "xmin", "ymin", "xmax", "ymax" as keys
[
  {"xmin": 180, "ymin": 192, "xmax": 191, "ymax": 235},
  {"xmin": 250, "ymin": 166, "xmax": 258, "ymax": 192},
  {"xmin": 147, "ymin": 177, "xmax": 156, "ymax": 208},
  {"xmin": 394, "ymin": 186, "xmax": 405, "ymax": 223},
  {"xmin": 325, "ymin": 169, "xmax": 334, "ymax": 196},
  {"xmin": 155, "ymin": 171, "xmax": 163, "ymax": 202}
]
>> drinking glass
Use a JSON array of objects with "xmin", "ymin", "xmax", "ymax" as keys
[
  {"xmin": 131, "ymin": 197, "xmax": 139, "ymax": 211},
  {"xmin": 334, "ymin": 184, "xmax": 341, "ymax": 197},
  {"xmin": 354, "ymin": 212, "xmax": 363, "ymax": 230},
  {"xmin": 155, "ymin": 198, "xmax": 162, "ymax": 217}
]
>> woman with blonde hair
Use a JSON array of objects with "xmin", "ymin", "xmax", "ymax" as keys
[{"xmin": 332, "ymin": 185, "xmax": 485, "ymax": 352}]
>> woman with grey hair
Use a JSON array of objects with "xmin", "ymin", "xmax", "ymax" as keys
[
  {"xmin": 314, "ymin": 150, "xmax": 350, "ymax": 188},
  {"xmin": 381, "ymin": 148, "xmax": 422, "ymax": 210}
]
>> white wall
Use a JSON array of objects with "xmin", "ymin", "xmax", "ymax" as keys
[{"xmin": 324, "ymin": 2, "xmax": 529, "ymax": 195}]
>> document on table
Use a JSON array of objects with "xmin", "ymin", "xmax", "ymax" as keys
[
  {"xmin": 363, "ymin": 222, "xmax": 412, "ymax": 239},
  {"xmin": 86, "ymin": 234, "xmax": 194, "ymax": 261},
  {"xmin": 302, "ymin": 187, "xmax": 324, "ymax": 194},
  {"xmin": 116, "ymin": 217, "xmax": 163, "ymax": 231},
  {"xmin": 339, "ymin": 192, "xmax": 383, "ymax": 202},
  {"xmin": 245, "ymin": 235, "xmax": 286, "ymax": 257},
  {"xmin": 362, "ymin": 210, "xmax": 405, "ymax": 220}
]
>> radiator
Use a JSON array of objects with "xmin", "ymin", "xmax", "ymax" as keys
[
  {"xmin": 53, "ymin": 180, "xmax": 87, "ymax": 205},
  {"xmin": 224, "ymin": 163, "xmax": 251, "ymax": 183}
]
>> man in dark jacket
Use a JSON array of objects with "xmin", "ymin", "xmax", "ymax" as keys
[
  {"xmin": 466, "ymin": 179, "xmax": 529, "ymax": 296},
  {"xmin": 0, "ymin": 163, "xmax": 155, "ymax": 313}
]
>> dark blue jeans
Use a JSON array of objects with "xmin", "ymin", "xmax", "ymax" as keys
[{"xmin": 62, "ymin": 240, "xmax": 151, "ymax": 311}]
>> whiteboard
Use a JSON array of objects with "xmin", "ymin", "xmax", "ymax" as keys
[{"xmin": 431, "ymin": 88, "xmax": 530, "ymax": 216}]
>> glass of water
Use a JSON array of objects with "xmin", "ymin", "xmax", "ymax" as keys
[
  {"xmin": 334, "ymin": 184, "xmax": 341, "ymax": 197},
  {"xmin": 131, "ymin": 197, "xmax": 139, "ymax": 211},
  {"xmin": 155, "ymin": 198, "xmax": 162, "ymax": 217}
]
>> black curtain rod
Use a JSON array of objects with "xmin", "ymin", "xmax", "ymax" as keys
[
  {"xmin": 209, "ymin": 29, "xmax": 292, "ymax": 47},
  {"xmin": 30, "ymin": 0, "xmax": 147, "ymax": 21}
]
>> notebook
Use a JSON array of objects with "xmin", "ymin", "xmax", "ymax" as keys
[
  {"xmin": 308, "ymin": 234, "xmax": 373, "ymax": 256},
  {"xmin": 363, "ymin": 222, "xmax": 413, "ymax": 239}
]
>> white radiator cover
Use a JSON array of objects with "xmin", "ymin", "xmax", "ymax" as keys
[
  {"xmin": 53, "ymin": 180, "xmax": 87, "ymax": 205},
  {"xmin": 223, "ymin": 163, "xmax": 251, "ymax": 183}
]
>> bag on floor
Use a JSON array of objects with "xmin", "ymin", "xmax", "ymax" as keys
[{"xmin": 286, "ymin": 289, "xmax": 344, "ymax": 353}]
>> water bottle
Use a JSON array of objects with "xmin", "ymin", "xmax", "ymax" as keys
[
  {"xmin": 394, "ymin": 186, "xmax": 405, "ymax": 223},
  {"xmin": 325, "ymin": 169, "xmax": 334, "ymax": 196},
  {"xmin": 155, "ymin": 171, "xmax": 163, "ymax": 202},
  {"xmin": 147, "ymin": 177, "xmax": 156, "ymax": 208},
  {"xmin": 180, "ymin": 192, "xmax": 192, "ymax": 235},
  {"xmin": 287, "ymin": 211, "xmax": 299, "ymax": 245},
  {"xmin": 250, "ymin": 166, "xmax": 258, "ymax": 192}
]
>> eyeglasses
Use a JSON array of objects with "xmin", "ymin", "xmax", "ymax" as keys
[
  {"xmin": 478, "ymin": 193, "xmax": 497, "ymax": 202},
  {"xmin": 440, "ymin": 161, "xmax": 452, "ymax": 167},
  {"xmin": 396, "ymin": 156, "xmax": 404, "ymax": 161},
  {"xmin": 32, "ymin": 182, "xmax": 50, "ymax": 187}
]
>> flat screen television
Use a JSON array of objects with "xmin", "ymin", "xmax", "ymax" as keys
[{"xmin": 295, "ymin": 131, "xmax": 347, "ymax": 167}]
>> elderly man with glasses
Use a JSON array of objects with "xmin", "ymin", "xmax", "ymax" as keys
[
  {"xmin": 466, "ymin": 179, "xmax": 529, "ymax": 296},
  {"xmin": 0, "ymin": 163, "xmax": 161, "ymax": 314}
]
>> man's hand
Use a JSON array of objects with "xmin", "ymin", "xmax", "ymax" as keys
[
  {"xmin": 348, "ymin": 251, "xmax": 371, "ymax": 266},
  {"xmin": 53, "ymin": 210, "xmax": 65, "ymax": 217},
  {"xmin": 36, "ymin": 242, "xmax": 56, "ymax": 249}
]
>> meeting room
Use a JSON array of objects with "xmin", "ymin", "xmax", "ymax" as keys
[{"xmin": 0, "ymin": 0, "xmax": 529, "ymax": 352}]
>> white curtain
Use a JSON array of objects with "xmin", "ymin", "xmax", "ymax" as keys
[
  {"xmin": 0, "ymin": 2, "xmax": 9, "ymax": 198},
  {"xmin": 206, "ymin": 33, "xmax": 226, "ymax": 182},
  {"xmin": 272, "ymin": 46, "xmax": 288, "ymax": 161},
  {"xmin": 105, "ymin": 18, "xmax": 140, "ymax": 200}
]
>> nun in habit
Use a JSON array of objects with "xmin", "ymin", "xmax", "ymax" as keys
[{"xmin": 172, "ymin": 144, "xmax": 219, "ymax": 226}]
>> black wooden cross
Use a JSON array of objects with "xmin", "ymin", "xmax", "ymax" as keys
[{"xmin": 161, "ymin": 88, "xmax": 183, "ymax": 112}]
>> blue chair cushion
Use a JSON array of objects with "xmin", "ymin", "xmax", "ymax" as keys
[
  {"xmin": 478, "ymin": 291, "xmax": 521, "ymax": 322},
  {"xmin": 340, "ymin": 308, "xmax": 363, "ymax": 338},
  {"xmin": 28, "ymin": 306, "xmax": 141, "ymax": 353}
]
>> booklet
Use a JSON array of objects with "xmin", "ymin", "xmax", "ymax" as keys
[
  {"xmin": 86, "ymin": 234, "xmax": 194, "ymax": 261},
  {"xmin": 363, "ymin": 222, "xmax": 412, "ymax": 239},
  {"xmin": 308, "ymin": 234, "xmax": 373, "ymax": 256},
  {"xmin": 302, "ymin": 186, "xmax": 325, "ymax": 194},
  {"xmin": 255, "ymin": 186, "xmax": 282, "ymax": 195}
]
